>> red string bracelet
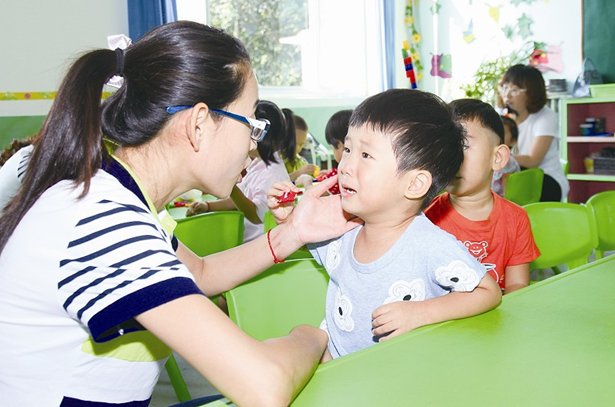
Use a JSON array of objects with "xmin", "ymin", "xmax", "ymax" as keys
[{"xmin": 267, "ymin": 229, "xmax": 285, "ymax": 264}]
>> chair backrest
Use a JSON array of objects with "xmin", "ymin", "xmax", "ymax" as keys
[
  {"xmin": 263, "ymin": 211, "xmax": 277, "ymax": 233},
  {"xmin": 524, "ymin": 202, "xmax": 598, "ymax": 270},
  {"xmin": 504, "ymin": 168, "xmax": 544, "ymax": 206},
  {"xmin": 225, "ymin": 258, "xmax": 329, "ymax": 341},
  {"xmin": 585, "ymin": 191, "xmax": 615, "ymax": 259},
  {"xmin": 173, "ymin": 211, "xmax": 244, "ymax": 256}
]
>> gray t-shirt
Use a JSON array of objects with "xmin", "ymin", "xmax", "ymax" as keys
[{"xmin": 309, "ymin": 213, "xmax": 486, "ymax": 359}]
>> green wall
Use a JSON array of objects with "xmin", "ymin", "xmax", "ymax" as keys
[{"xmin": 0, "ymin": 116, "xmax": 46, "ymax": 150}]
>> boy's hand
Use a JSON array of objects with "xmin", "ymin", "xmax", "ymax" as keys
[
  {"xmin": 186, "ymin": 201, "xmax": 209, "ymax": 217},
  {"xmin": 319, "ymin": 348, "xmax": 333, "ymax": 364},
  {"xmin": 371, "ymin": 301, "xmax": 428, "ymax": 341}
]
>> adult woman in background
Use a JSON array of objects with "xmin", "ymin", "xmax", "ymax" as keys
[
  {"xmin": 0, "ymin": 21, "xmax": 359, "ymax": 406},
  {"xmin": 497, "ymin": 64, "xmax": 569, "ymax": 201}
]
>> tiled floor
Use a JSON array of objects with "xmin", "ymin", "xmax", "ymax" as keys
[{"xmin": 150, "ymin": 354, "xmax": 220, "ymax": 407}]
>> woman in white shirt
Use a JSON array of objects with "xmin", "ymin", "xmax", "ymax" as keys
[{"xmin": 497, "ymin": 64, "xmax": 569, "ymax": 201}]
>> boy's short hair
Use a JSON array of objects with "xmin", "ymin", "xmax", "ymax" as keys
[
  {"xmin": 500, "ymin": 115, "xmax": 518, "ymax": 144},
  {"xmin": 325, "ymin": 109, "xmax": 353, "ymax": 146},
  {"xmin": 449, "ymin": 99, "xmax": 505, "ymax": 145},
  {"xmin": 497, "ymin": 64, "xmax": 547, "ymax": 114},
  {"xmin": 293, "ymin": 114, "xmax": 308, "ymax": 132},
  {"xmin": 350, "ymin": 89, "xmax": 465, "ymax": 209}
]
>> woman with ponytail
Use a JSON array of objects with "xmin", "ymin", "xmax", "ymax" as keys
[{"xmin": 0, "ymin": 21, "xmax": 360, "ymax": 406}]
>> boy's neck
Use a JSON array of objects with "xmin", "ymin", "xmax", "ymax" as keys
[
  {"xmin": 354, "ymin": 213, "xmax": 418, "ymax": 263},
  {"xmin": 448, "ymin": 190, "xmax": 495, "ymax": 221}
]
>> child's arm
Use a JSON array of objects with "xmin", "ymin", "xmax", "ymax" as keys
[
  {"xmin": 289, "ymin": 163, "xmax": 318, "ymax": 181},
  {"xmin": 186, "ymin": 197, "xmax": 236, "ymax": 217},
  {"xmin": 503, "ymin": 263, "xmax": 530, "ymax": 294},
  {"xmin": 371, "ymin": 274, "xmax": 501, "ymax": 341}
]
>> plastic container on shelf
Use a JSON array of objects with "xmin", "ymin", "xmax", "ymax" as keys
[{"xmin": 589, "ymin": 84, "xmax": 615, "ymax": 98}]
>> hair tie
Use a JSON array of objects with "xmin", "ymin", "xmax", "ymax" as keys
[
  {"xmin": 114, "ymin": 48, "xmax": 125, "ymax": 76},
  {"xmin": 106, "ymin": 34, "xmax": 132, "ymax": 89}
]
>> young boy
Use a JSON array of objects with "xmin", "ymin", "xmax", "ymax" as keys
[
  {"xmin": 269, "ymin": 89, "xmax": 501, "ymax": 360},
  {"xmin": 425, "ymin": 99, "xmax": 540, "ymax": 294},
  {"xmin": 325, "ymin": 109, "xmax": 353, "ymax": 163},
  {"xmin": 491, "ymin": 115, "xmax": 521, "ymax": 197}
]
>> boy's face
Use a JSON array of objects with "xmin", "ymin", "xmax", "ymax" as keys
[
  {"xmin": 337, "ymin": 125, "xmax": 414, "ymax": 220},
  {"xmin": 446, "ymin": 119, "xmax": 502, "ymax": 197},
  {"xmin": 295, "ymin": 129, "xmax": 308, "ymax": 154},
  {"xmin": 330, "ymin": 141, "xmax": 344, "ymax": 163}
]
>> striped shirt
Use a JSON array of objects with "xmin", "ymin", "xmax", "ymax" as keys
[{"xmin": 0, "ymin": 162, "xmax": 202, "ymax": 405}]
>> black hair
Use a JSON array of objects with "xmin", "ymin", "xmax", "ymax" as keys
[
  {"xmin": 497, "ymin": 64, "xmax": 547, "ymax": 113},
  {"xmin": 448, "ymin": 99, "xmax": 505, "ymax": 144},
  {"xmin": 293, "ymin": 114, "xmax": 308, "ymax": 132},
  {"xmin": 500, "ymin": 115, "xmax": 519, "ymax": 144},
  {"xmin": 281, "ymin": 108, "xmax": 298, "ymax": 166},
  {"xmin": 255, "ymin": 100, "xmax": 296, "ymax": 166},
  {"xmin": 325, "ymin": 109, "xmax": 352, "ymax": 147},
  {"xmin": 350, "ymin": 89, "xmax": 465, "ymax": 210},
  {"xmin": 0, "ymin": 21, "xmax": 251, "ymax": 254}
]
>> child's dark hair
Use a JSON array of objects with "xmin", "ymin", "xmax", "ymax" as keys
[
  {"xmin": 497, "ymin": 64, "xmax": 547, "ymax": 113},
  {"xmin": 293, "ymin": 114, "xmax": 308, "ymax": 132},
  {"xmin": 281, "ymin": 108, "xmax": 298, "ymax": 166},
  {"xmin": 449, "ymin": 99, "xmax": 505, "ymax": 144},
  {"xmin": 500, "ymin": 115, "xmax": 518, "ymax": 144},
  {"xmin": 255, "ymin": 100, "xmax": 296, "ymax": 166},
  {"xmin": 0, "ymin": 21, "xmax": 251, "ymax": 254},
  {"xmin": 350, "ymin": 89, "xmax": 465, "ymax": 210},
  {"xmin": 325, "ymin": 109, "xmax": 352, "ymax": 147}
]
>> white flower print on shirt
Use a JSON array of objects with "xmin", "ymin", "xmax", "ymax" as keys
[
  {"xmin": 383, "ymin": 279, "xmax": 426, "ymax": 304},
  {"xmin": 435, "ymin": 260, "xmax": 481, "ymax": 291},
  {"xmin": 326, "ymin": 240, "xmax": 342, "ymax": 271},
  {"xmin": 333, "ymin": 287, "xmax": 354, "ymax": 332}
]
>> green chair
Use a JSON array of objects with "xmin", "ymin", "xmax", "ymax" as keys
[
  {"xmin": 173, "ymin": 211, "xmax": 244, "ymax": 257},
  {"xmin": 585, "ymin": 191, "xmax": 615, "ymax": 259},
  {"xmin": 524, "ymin": 202, "xmax": 598, "ymax": 275},
  {"xmin": 504, "ymin": 168, "xmax": 544, "ymax": 206},
  {"xmin": 225, "ymin": 258, "xmax": 329, "ymax": 341},
  {"xmin": 165, "ymin": 211, "xmax": 245, "ymax": 402}
]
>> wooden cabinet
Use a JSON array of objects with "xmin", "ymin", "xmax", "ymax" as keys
[{"xmin": 560, "ymin": 97, "xmax": 615, "ymax": 203}]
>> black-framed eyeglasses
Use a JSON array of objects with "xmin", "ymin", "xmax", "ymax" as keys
[{"xmin": 166, "ymin": 105, "xmax": 270, "ymax": 142}]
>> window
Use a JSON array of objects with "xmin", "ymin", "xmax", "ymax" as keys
[{"xmin": 176, "ymin": 0, "xmax": 384, "ymax": 100}]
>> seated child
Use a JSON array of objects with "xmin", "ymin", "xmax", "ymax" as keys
[
  {"xmin": 187, "ymin": 100, "xmax": 294, "ymax": 242},
  {"xmin": 491, "ymin": 115, "xmax": 521, "ymax": 197},
  {"xmin": 284, "ymin": 111, "xmax": 318, "ymax": 181},
  {"xmin": 269, "ymin": 89, "xmax": 502, "ymax": 360},
  {"xmin": 425, "ymin": 99, "xmax": 540, "ymax": 294}
]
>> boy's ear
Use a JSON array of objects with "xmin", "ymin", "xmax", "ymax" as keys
[
  {"xmin": 186, "ymin": 102, "xmax": 210, "ymax": 152},
  {"xmin": 492, "ymin": 144, "xmax": 511, "ymax": 172},
  {"xmin": 405, "ymin": 170, "xmax": 432, "ymax": 200}
]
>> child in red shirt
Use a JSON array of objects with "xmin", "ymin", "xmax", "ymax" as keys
[{"xmin": 425, "ymin": 99, "xmax": 540, "ymax": 294}]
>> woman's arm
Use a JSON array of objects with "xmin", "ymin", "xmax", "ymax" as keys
[
  {"xmin": 503, "ymin": 263, "xmax": 530, "ymax": 294},
  {"xmin": 136, "ymin": 294, "xmax": 327, "ymax": 406},
  {"xmin": 514, "ymin": 136, "xmax": 553, "ymax": 168},
  {"xmin": 371, "ymin": 274, "xmax": 501, "ymax": 341},
  {"xmin": 177, "ymin": 176, "xmax": 362, "ymax": 296}
]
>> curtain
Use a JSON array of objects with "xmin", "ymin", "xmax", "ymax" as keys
[
  {"xmin": 382, "ymin": 0, "xmax": 396, "ymax": 90},
  {"xmin": 128, "ymin": 0, "xmax": 178, "ymax": 41}
]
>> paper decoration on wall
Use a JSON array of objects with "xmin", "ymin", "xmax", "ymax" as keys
[
  {"xmin": 488, "ymin": 6, "xmax": 500, "ymax": 23},
  {"xmin": 430, "ymin": 1, "xmax": 441, "ymax": 15},
  {"xmin": 402, "ymin": 40, "xmax": 418, "ymax": 89},
  {"xmin": 463, "ymin": 20, "xmax": 476, "ymax": 43},
  {"xmin": 517, "ymin": 13, "xmax": 534, "ymax": 39},
  {"xmin": 430, "ymin": 54, "xmax": 452, "ymax": 79},
  {"xmin": 404, "ymin": 0, "xmax": 424, "ymax": 82},
  {"xmin": 502, "ymin": 25, "xmax": 515, "ymax": 40},
  {"xmin": 529, "ymin": 44, "xmax": 564, "ymax": 73}
]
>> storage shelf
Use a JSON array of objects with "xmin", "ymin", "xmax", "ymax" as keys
[
  {"xmin": 568, "ymin": 136, "xmax": 615, "ymax": 143},
  {"xmin": 567, "ymin": 173, "xmax": 615, "ymax": 182}
]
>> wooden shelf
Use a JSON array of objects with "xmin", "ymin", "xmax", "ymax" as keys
[{"xmin": 568, "ymin": 136, "xmax": 615, "ymax": 143}]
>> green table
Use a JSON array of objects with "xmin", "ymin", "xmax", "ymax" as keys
[{"xmin": 202, "ymin": 255, "xmax": 615, "ymax": 406}]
